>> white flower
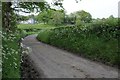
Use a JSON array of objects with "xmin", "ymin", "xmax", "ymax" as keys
[
  {"xmin": 15, "ymin": 52, "xmax": 18, "ymax": 54},
  {"xmin": 20, "ymin": 43, "xmax": 24, "ymax": 47},
  {"xmin": 26, "ymin": 47, "xmax": 30, "ymax": 50},
  {"xmin": 14, "ymin": 57, "xmax": 17, "ymax": 60},
  {"xmin": 13, "ymin": 62, "xmax": 17, "ymax": 66},
  {"xmin": 21, "ymin": 38, "xmax": 24, "ymax": 41},
  {"xmin": 7, "ymin": 53, "xmax": 11, "ymax": 55},
  {"xmin": 5, "ymin": 57, "xmax": 8, "ymax": 60},
  {"xmin": 14, "ymin": 66, "xmax": 17, "ymax": 69}
]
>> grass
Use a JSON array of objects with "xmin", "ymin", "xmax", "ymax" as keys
[
  {"xmin": 17, "ymin": 23, "xmax": 71, "ymax": 30},
  {"xmin": 17, "ymin": 23, "xmax": 71, "ymax": 36},
  {"xmin": 2, "ymin": 30, "xmax": 26, "ymax": 79},
  {"xmin": 17, "ymin": 23, "xmax": 57, "ymax": 36},
  {"xmin": 18, "ymin": 24, "xmax": 56, "ymax": 30},
  {"xmin": 2, "ymin": 41, "xmax": 20, "ymax": 78}
]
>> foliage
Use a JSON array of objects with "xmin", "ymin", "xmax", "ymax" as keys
[
  {"xmin": 35, "ymin": 10, "xmax": 49, "ymax": 24},
  {"xmin": 2, "ymin": 1, "xmax": 119, "ymax": 78},
  {"xmin": 37, "ymin": 17, "xmax": 119, "ymax": 65},
  {"xmin": 75, "ymin": 10, "xmax": 92, "ymax": 23},
  {"xmin": 37, "ymin": 30, "xmax": 53, "ymax": 43},
  {"xmin": 13, "ymin": 2, "xmax": 50, "ymax": 13},
  {"xmin": 2, "ymin": 2, "xmax": 52, "ymax": 78},
  {"xmin": 64, "ymin": 13, "xmax": 76, "ymax": 25},
  {"xmin": 17, "ymin": 15, "xmax": 29, "ymax": 23},
  {"xmin": 17, "ymin": 24, "xmax": 69, "ymax": 35},
  {"xmin": 2, "ymin": 30, "xmax": 26, "ymax": 78},
  {"xmin": 18, "ymin": 24, "xmax": 55, "ymax": 36},
  {"xmin": 63, "ymin": 10, "xmax": 92, "ymax": 26},
  {"xmin": 75, "ymin": 10, "xmax": 92, "ymax": 26},
  {"xmin": 36, "ymin": 9, "xmax": 65, "ymax": 26},
  {"xmin": 48, "ymin": 10, "xmax": 65, "ymax": 26}
]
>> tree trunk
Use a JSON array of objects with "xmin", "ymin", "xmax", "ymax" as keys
[{"xmin": 2, "ymin": 2, "xmax": 12, "ymax": 32}]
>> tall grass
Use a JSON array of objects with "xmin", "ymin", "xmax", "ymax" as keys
[{"xmin": 2, "ymin": 30, "xmax": 26, "ymax": 78}]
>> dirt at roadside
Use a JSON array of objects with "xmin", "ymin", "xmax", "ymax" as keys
[{"xmin": 20, "ymin": 54, "xmax": 41, "ymax": 80}]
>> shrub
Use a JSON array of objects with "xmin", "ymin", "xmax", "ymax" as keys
[
  {"xmin": 37, "ymin": 30, "xmax": 53, "ymax": 43},
  {"xmin": 37, "ymin": 18, "xmax": 119, "ymax": 65}
]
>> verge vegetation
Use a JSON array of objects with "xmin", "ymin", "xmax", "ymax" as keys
[{"xmin": 37, "ymin": 18, "xmax": 119, "ymax": 66}]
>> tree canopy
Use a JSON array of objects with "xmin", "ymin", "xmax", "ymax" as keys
[
  {"xmin": 75, "ymin": 10, "xmax": 92, "ymax": 23},
  {"xmin": 36, "ymin": 9, "xmax": 65, "ymax": 26},
  {"xmin": 2, "ymin": 0, "xmax": 65, "ymax": 32}
]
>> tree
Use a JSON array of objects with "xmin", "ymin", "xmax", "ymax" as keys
[
  {"xmin": 2, "ymin": 2, "xmax": 50, "ymax": 32},
  {"xmin": 36, "ymin": 9, "xmax": 65, "ymax": 26},
  {"xmin": 35, "ymin": 10, "xmax": 49, "ymax": 24},
  {"xmin": 68, "ymin": 13, "xmax": 76, "ymax": 24},
  {"xmin": 2, "ymin": 0, "xmax": 82, "ymax": 31},
  {"xmin": 48, "ymin": 10, "xmax": 65, "ymax": 26},
  {"xmin": 75, "ymin": 10, "xmax": 92, "ymax": 23},
  {"xmin": 2, "ymin": 1, "xmax": 65, "ymax": 78},
  {"xmin": 105, "ymin": 15, "xmax": 118, "ymax": 27},
  {"xmin": 2, "ymin": 1, "xmax": 64, "ymax": 31},
  {"xmin": 75, "ymin": 10, "xmax": 92, "ymax": 26},
  {"xmin": 2, "ymin": 2, "xmax": 15, "ymax": 32},
  {"xmin": 17, "ymin": 15, "xmax": 29, "ymax": 23}
]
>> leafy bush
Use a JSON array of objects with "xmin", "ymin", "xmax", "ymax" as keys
[
  {"xmin": 37, "ymin": 30, "xmax": 53, "ymax": 43},
  {"xmin": 37, "ymin": 18, "xmax": 119, "ymax": 65}
]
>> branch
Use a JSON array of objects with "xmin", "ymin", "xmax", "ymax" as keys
[{"xmin": 13, "ymin": 8, "xmax": 31, "ymax": 13}]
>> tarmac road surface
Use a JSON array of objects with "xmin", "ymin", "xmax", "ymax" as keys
[{"xmin": 22, "ymin": 34, "xmax": 119, "ymax": 78}]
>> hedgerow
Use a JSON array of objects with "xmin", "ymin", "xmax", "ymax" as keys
[{"xmin": 37, "ymin": 18, "xmax": 119, "ymax": 65}]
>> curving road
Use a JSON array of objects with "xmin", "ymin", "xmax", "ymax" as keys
[{"xmin": 22, "ymin": 34, "xmax": 119, "ymax": 78}]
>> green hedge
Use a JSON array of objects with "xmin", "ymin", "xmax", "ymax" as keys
[
  {"xmin": 37, "ymin": 30, "xmax": 53, "ymax": 43},
  {"xmin": 37, "ymin": 20, "xmax": 119, "ymax": 65}
]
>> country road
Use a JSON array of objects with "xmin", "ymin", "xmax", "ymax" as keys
[{"xmin": 22, "ymin": 34, "xmax": 119, "ymax": 78}]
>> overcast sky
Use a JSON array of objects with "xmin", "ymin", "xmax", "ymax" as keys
[
  {"xmin": 46, "ymin": 0, "xmax": 119, "ymax": 18},
  {"xmin": 62, "ymin": 0, "xmax": 119, "ymax": 18},
  {"xmin": 19, "ymin": 0, "xmax": 119, "ymax": 19}
]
